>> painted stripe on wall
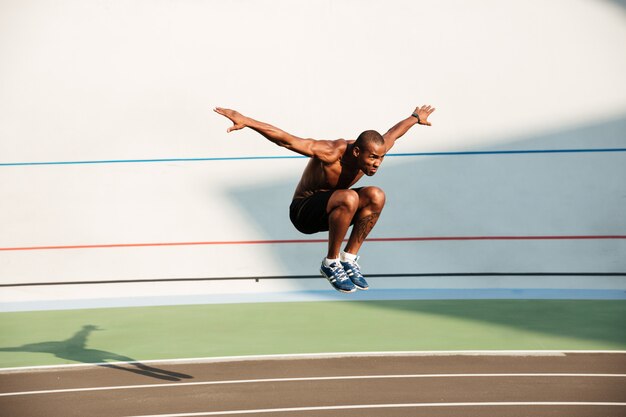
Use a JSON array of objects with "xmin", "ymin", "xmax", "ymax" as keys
[
  {"xmin": 1, "ymin": 148, "xmax": 625, "ymax": 167},
  {"xmin": 2, "ymin": 273, "xmax": 624, "ymax": 288},
  {"xmin": 1, "ymin": 235, "xmax": 625, "ymax": 252}
]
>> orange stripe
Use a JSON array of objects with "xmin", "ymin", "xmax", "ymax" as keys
[{"xmin": 1, "ymin": 235, "xmax": 625, "ymax": 252}]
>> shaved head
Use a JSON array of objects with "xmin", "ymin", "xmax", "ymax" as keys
[{"xmin": 354, "ymin": 130, "xmax": 384, "ymax": 149}]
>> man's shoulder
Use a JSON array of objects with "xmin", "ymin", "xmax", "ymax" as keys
[
  {"xmin": 330, "ymin": 138, "xmax": 351, "ymax": 150},
  {"xmin": 312, "ymin": 138, "xmax": 351, "ymax": 164}
]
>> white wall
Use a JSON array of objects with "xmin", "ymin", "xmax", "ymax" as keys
[{"xmin": 1, "ymin": 0, "xmax": 625, "ymax": 310}]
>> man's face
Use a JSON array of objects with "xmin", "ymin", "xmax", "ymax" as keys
[{"xmin": 355, "ymin": 142, "xmax": 386, "ymax": 176}]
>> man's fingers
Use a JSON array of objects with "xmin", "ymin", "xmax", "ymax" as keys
[
  {"xmin": 214, "ymin": 107, "xmax": 245, "ymax": 133},
  {"xmin": 214, "ymin": 107, "xmax": 232, "ymax": 116},
  {"xmin": 415, "ymin": 104, "xmax": 435, "ymax": 113}
]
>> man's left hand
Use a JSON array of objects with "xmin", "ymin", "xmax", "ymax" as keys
[{"xmin": 413, "ymin": 105, "xmax": 436, "ymax": 126}]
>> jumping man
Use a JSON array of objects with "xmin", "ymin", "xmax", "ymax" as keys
[{"xmin": 214, "ymin": 105, "xmax": 435, "ymax": 293}]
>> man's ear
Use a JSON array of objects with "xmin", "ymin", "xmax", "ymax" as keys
[{"xmin": 352, "ymin": 145, "xmax": 361, "ymax": 158}]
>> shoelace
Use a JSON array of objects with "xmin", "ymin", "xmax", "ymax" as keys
[
  {"xmin": 343, "ymin": 258, "xmax": 362, "ymax": 275},
  {"xmin": 329, "ymin": 263, "xmax": 350, "ymax": 282},
  {"xmin": 345, "ymin": 260, "xmax": 360, "ymax": 269}
]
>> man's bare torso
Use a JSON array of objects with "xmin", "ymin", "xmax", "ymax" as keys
[{"xmin": 292, "ymin": 140, "xmax": 364, "ymax": 199}]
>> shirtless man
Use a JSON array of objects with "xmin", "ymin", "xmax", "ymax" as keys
[{"xmin": 214, "ymin": 105, "xmax": 435, "ymax": 293}]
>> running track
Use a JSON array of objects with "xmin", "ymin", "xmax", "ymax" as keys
[{"xmin": 1, "ymin": 352, "xmax": 625, "ymax": 417}]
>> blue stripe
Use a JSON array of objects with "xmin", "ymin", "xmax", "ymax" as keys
[
  {"xmin": 392, "ymin": 148, "xmax": 626, "ymax": 157},
  {"xmin": 0, "ymin": 155, "xmax": 304, "ymax": 167},
  {"xmin": 1, "ymin": 148, "xmax": 625, "ymax": 167}
]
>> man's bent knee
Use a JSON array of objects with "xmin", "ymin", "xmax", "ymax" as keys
[
  {"xmin": 328, "ymin": 189, "xmax": 359, "ymax": 213},
  {"xmin": 359, "ymin": 186, "xmax": 386, "ymax": 210}
]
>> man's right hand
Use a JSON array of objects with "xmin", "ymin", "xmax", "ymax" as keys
[{"xmin": 214, "ymin": 107, "xmax": 246, "ymax": 133}]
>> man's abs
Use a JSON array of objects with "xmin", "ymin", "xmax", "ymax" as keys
[{"xmin": 292, "ymin": 158, "xmax": 362, "ymax": 199}]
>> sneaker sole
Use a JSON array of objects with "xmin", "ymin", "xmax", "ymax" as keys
[{"xmin": 348, "ymin": 277, "xmax": 369, "ymax": 291}]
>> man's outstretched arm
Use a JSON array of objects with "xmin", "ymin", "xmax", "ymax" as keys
[
  {"xmin": 383, "ymin": 105, "xmax": 435, "ymax": 151},
  {"xmin": 214, "ymin": 107, "xmax": 339, "ymax": 162}
]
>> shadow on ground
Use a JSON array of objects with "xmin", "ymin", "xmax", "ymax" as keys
[{"xmin": 0, "ymin": 325, "xmax": 193, "ymax": 381}]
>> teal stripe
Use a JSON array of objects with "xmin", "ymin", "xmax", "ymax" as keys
[
  {"xmin": 0, "ymin": 155, "xmax": 304, "ymax": 167},
  {"xmin": 1, "ymin": 148, "xmax": 625, "ymax": 167},
  {"xmin": 393, "ymin": 148, "xmax": 626, "ymax": 157}
]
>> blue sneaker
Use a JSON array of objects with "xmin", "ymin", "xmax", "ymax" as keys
[
  {"xmin": 341, "ymin": 256, "xmax": 369, "ymax": 290},
  {"xmin": 320, "ymin": 260, "xmax": 356, "ymax": 293}
]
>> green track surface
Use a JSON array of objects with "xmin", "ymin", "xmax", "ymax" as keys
[{"xmin": 1, "ymin": 300, "xmax": 625, "ymax": 368}]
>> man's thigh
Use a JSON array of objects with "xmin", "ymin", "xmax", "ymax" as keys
[
  {"xmin": 289, "ymin": 188, "xmax": 363, "ymax": 234},
  {"xmin": 289, "ymin": 190, "xmax": 334, "ymax": 234}
]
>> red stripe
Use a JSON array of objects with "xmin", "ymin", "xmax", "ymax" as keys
[{"xmin": 1, "ymin": 235, "xmax": 625, "ymax": 251}]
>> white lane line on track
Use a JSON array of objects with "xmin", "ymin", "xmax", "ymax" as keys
[
  {"xmin": 2, "ymin": 373, "xmax": 625, "ymax": 397},
  {"xmin": 125, "ymin": 402, "xmax": 626, "ymax": 417},
  {"xmin": 1, "ymin": 350, "xmax": 609, "ymax": 373},
  {"xmin": 5, "ymin": 350, "xmax": 626, "ymax": 374}
]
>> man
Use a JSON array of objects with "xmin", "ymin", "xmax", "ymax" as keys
[{"xmin": 214, "ymin": 105, "xmax": 435, "ymax": 293}]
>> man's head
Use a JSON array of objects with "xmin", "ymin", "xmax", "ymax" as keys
[{"xmin": 353, "ymin": 130, "xmax": 386, "ymax": 176}]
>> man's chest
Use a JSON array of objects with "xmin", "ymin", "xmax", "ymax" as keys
[{"xmin": 322, "ymin": 162, "xmax": 364, "ymax": 189}]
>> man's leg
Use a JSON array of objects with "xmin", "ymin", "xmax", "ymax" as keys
[
  {"xmin": 325, "ymin": 189, "xmax": 359, "ymax": 259},
  {"xmin": 320, "ymin": 189, "xmax": 359, "ymax": 293},
  {"xmin": 339, "ymin": 187, "xmax": 385, "ymax": 290},
  {"xmin": 344, "ymin": 186, "xmax": 386, "ymax": 255}
]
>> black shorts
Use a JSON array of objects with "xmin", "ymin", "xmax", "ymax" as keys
[{"xmin": 289, "ymin": 188, "xmax": 362, "ymax": 235}]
